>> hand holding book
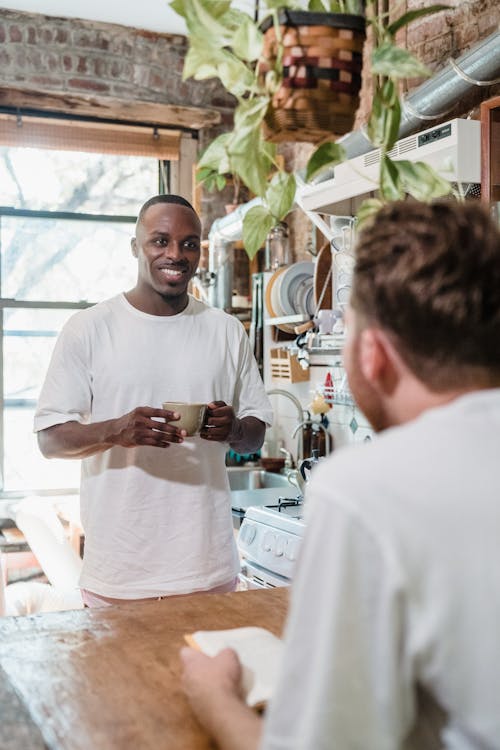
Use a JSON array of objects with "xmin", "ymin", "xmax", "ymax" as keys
[{"xmin": 184, "ymin": 626, "xmax": 284, "ymax": 709}]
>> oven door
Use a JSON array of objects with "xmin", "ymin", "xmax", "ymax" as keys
[{"xmin": 239, "ymin": 560, "xmax": 291, "ymax": 590}]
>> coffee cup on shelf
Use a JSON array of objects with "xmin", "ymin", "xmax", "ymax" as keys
[{"xmin": 162, "ymin": 402, "xmax": 207, "ymax": 437}]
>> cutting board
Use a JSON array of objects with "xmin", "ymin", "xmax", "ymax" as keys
[{"xmin": 313, "ymin": 241, "xmax": 332, "ymax": 311}]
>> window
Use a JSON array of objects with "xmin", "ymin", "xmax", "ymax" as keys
[{"xmin": 0, "ymin": 133, "xmax": 168, "ymax": 495}]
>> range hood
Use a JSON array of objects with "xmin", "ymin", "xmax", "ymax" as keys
[{"xmin": 295, "ymin": 118, "xmax": 481, "ymax": 236}]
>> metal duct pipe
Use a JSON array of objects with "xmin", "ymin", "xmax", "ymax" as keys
[
  {"xmin": 306, "ymin": 28, "xmax": 500, "ymax": 183},
  {"xmin": 207, "ymin": 198, "xmax": 263, "ymax": 309}
]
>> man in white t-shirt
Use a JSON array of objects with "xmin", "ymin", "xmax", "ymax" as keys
[
  {"xmin": 34, "ymin": 194, "xmax": 272, "ymax": 606},
  {"xmin": 180, "ymin": 200, "xmax": 500, "ymax": 749}
]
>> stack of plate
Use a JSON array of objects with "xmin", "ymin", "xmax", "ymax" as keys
[{"xmin": 265, "ymin": 262, "xmax": 315, "ymax": 333}]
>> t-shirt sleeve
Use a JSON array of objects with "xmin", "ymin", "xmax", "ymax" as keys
[
  {"xmin": 232, "ymin": 324, "xmax": 273, "ymax": 427},
  {"xmin": 33, "ymin": 316, "xmax": 92, "ymax": 432},
  {"xmin": 259, "ymin": 474, "xmax": 415, "ymax": 750}
]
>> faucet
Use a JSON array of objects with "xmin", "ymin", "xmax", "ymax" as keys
[{"xmin": 266, "ymin": 388, "xmax": 305, "ymax": 464}]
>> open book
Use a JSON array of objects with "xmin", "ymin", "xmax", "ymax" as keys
[{"xmin": 184, "ymin": 626, "xmax": 284, "ymax": 709}]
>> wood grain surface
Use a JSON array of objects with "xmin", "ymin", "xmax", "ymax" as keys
[
  {"xmin": 313, "ymin": 241, "xmax": 332, "ymax": 312},
  {"xmin": 0, "ymin": 588, "xmax": 289, "ymax": 750}
]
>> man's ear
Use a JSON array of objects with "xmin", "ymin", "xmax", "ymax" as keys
[
  {"xmin": 358, "ymin": 328, "xmax": 399, "ymax": 394},
  {"xmin": 131, "ymin": 237, "xmax": 138, "ymax": 258}
]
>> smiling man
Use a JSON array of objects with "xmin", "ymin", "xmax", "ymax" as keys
[{"xmin": 34, "ymin": 194, "xmax": 272, "ymax": 606}]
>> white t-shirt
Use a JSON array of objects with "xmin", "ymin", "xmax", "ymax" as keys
[
  {"xmin": 261, "ymin": 389, "xmax": 500, "ymax": 750},
  {"xmin": 34, "ymin": 294, "xmax": 272, "ymax": 598}
]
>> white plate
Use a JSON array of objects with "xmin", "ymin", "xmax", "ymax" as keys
[
  {"xmin": 278, "ymin": 262, "xmax": 315, "ymax": 316},
  {"xmin": 294, "ymin": 276, "xmax": 314, "ymax": 316}
]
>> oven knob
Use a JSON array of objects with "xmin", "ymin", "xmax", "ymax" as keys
[
  {"xmin": 285, "ymin": 539, "xmax": 298, "ymax": 561},
  {"xmin": 263, "ymin": 531, "xmax": 275, "ymax": 552},
  {"xmin": 275, "ymin": 536, "xmax": 285, "ymax": 557}
]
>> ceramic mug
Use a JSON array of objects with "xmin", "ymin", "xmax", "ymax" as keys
[{"xmin": 162, "ymin": 402, "xmax": 207, "ymax": 437}]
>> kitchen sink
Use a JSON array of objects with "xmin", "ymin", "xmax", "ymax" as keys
[
  {"xmin": 227, "ymin": 468, "xmax": 291, "ymax": 491},
  {"xmin": 227, "ymin": 467, "xmax": 299, "ymax": 520}
]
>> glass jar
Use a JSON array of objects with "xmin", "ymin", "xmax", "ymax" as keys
[{"xmin": 265, "ymin": 222, "xmax": 290, "ymax": 271}]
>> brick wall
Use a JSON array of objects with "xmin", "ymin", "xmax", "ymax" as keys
[
  {"xmin": 0, "ymin": 8, "xmax": 234, "ymax": 110},
  {"xmin": 0, "ymin": 7, "xmax": 236, "ymax": 233}
]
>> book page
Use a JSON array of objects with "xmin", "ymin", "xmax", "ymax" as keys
[{"xmin": 185, "ymin": 626, "xmax": 284, "ymax": 708}]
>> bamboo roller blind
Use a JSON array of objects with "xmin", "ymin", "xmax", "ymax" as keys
[{"xmin": 0, "ymin": 113, "xmax": 181, "ymax": 159}]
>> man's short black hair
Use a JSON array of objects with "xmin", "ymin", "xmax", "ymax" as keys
[{"xmin": 137, "ymin": 194, "xmax": 197, "ymax": 225}]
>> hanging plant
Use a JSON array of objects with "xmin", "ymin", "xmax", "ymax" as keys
[{"xmin": 171, "ymin": 0, "xmax": 451, "ymax": 258}]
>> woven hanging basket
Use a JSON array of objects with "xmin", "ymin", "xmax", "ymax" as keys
[{"xmin": 260, "ymin": 10, "xmax": 366, "ymax": 143}]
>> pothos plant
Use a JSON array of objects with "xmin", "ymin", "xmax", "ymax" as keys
[{"xmin": 171, "ymin": 0, "xmax": 451, "ymax": 259}]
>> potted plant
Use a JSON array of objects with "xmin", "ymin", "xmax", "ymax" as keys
[{"xmin": 171, "ymin": 0, "xmax": 451, "ymax": 258}]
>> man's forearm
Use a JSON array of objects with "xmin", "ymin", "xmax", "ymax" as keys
[
  {"xmin": 229, "ymin": 416, "xmax": 266, "ymax": 455},
  {"xmin": 37, "ymin": 420, "xmax": 117, "ymax": 459}
]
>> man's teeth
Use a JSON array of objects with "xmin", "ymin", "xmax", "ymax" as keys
[{"xmin": 161, "ymin": 268, "xmax": 183, "ymax": 276}]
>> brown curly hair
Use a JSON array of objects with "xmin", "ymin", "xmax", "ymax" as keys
[{"xmin": 351, "ymin": 200, "xmax": 500, "ymax": 390}]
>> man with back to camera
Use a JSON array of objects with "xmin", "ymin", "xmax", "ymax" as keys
[
  {"xmin": 34, "ymin": 194, "xmax": 272, "ymax": 607},
  {"xmin": 180, "ymin": 199, "xmax": 500, "ymax": 749}
]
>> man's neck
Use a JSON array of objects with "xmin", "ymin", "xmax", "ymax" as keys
[
  {"xmin": 124, "ymin": 288, "xmax": 189, "ymax": 316},
  {"xmin": 387, "ymin": 378, "xmax": 494, "ymax": 428}
]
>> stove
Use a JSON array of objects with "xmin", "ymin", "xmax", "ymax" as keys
[{"xmin": 237, "ymin": 497, "xmax": 305, "ymax": 589}]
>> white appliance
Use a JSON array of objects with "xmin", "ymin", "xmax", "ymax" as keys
[
  {"xmin": 237, "ymin": 499, "xmax": 305, "ymax": 589},
  {"xmin": 296, "ymin": 118, "xmax": 481, "ymax": 239}
]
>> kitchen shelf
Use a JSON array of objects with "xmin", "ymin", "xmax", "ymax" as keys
[{"xmin": 264, "ymin": 314, "xmax": 308, "ymax": 326}]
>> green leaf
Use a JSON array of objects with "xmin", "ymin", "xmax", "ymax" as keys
[
  {"xmin": 242, "ymin": 206, "xmax": 276, "ymax": 260},
  {"xmin": 231, "ymin": 16, "xmax": 263, "ymax": 62},
  {"xmin": 174, "ymin": 0, "xmax": 233, "ymax": 41},
  {"xmin": 308, "ymin": 0, "xmax": 328, "ymax": 11},
  {"xmin": 387, "ymin": 5, "xmax": 449, "ymax": 36},
  {"xmin": 233, "ymin": 97, "xmax": 270, "ymax": 134},
  {"xmin": 182, "ymin": 40, "xmax": 221, "ymax": 81},
  {"xmin": 372, "ymin": 42, "xmax": 431, "ymax": 79},
  {"xmin": 265, "ymin": 171, "xmax": 296, "ymax": 222},
  {"xmin": 197, "ymin": 133, "xmax": 231, "ymax": 174},
  {"xmin": 228, "ymin": 128, "xmax": 274, "ymax": 197},
  {"xmin": 217, "ymin": 57, "xmax": 255, "ymax": 96},
  {"xmin": 379, "ymin": 155, "xmax": 404, "ymax": 201},
  {"xmin": 367, "ymin": 83, "xmax": 401, "ymax": 150},
  {"xmin": 305, "ymin": 142, "xmax": 346, "ymax": 182},
  {"xmin": 356, "ymin": 198, "xmax": 384, "ymax": 227},
  {"xmin": 196, "ymin": 169, "xmax": 228, "ymax": 192},
  {"xmin": 393, "ymin": 160, "xmax": 453, "ymax": 201}
]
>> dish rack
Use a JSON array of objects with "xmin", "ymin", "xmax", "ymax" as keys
[{"xmin": 320, "ymin": 366, "xmax": 354, "ymax": 406}]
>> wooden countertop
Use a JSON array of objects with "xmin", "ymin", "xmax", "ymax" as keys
[{"xmin": 0, "ymin": 587, "xmax": 288, "ymax": 750}]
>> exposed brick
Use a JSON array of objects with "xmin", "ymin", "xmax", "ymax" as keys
[
  {"xmin": 76, "ymin": 56, "xmax": 88, "ymax": 74},
  {"xmin": 54, "ymin": 28, "xmax": 69, "ymax": 44},
  {"xmin": 26, "ymin": 26, "xmax": 36, "ymax": 44},
  {"xmin": 62, "ymin": 54, "xmax": 73, "ymax": 72},
  {"xmin": 40, "ymin": 27, "xmax": 53, "ymax": 45},
  {"xmin": 71, "ymin": 29, "xmax": 111, "ymax": 50},
  {"xmin": 30, "ymin": 75, "xmax": 64, "ymax": 87},
  {"xmin": 148, "ymin": 70, "xmax": 165, "ymax": 91},
  {"xmin": 67, "ymin": 77, "xmax": 110, "ymax": 92},
  {"xmin": 9, "ymin": 25, "xmax": 22, "ymax": 42},
  {"xmin": 422, "ymin": 33, "xmax": 453, "ymax": 66}
]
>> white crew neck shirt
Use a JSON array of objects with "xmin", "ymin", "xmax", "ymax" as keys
[
  {"xmin": 261, "ymin": 389, "xmax": 500, "ymax": 749},
  {"xmin": 35, "ymin": 294, "xmax": 272, "ymax": 598}
]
